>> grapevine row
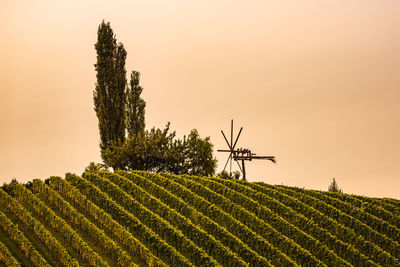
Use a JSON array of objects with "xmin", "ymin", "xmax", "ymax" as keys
[
  {"xmin": 84, "ymin": 172, "xmax": 219, "ymax": 266},
  {"xmin": 65, "ymin": 173, "xmax": 192, "ymax": 267},
  {"xmin": 237, "ymin": 179, "xmax": 384, "ymax": 266},
  {"xmin": 135, "ymin": 171, "xmax": 296, "ymax": 266},
  {"xmin": 170, "ymin": 174, "xmax": 324, "ymax": 266},
  {"xmin": 48, "ymin": 176, "xmax": 164, "ymax": 267},
  {"xmin": 280, "ymin": 185, "xmax": 400, "ymax": 259},
  {"xmin": 256, "ymin": 182, "xmax": 399, "ymax": 266},
  {"xmin": 0, "ymin": 186, "xmax": 79, "ymax": 267},
  {"xmin": 102, "ymin": 171, "xmax": 246, "ymax": 266},
  {"xmin": 126, "ymin": 170, "xmax": 271, "ymax": 266},
  {"xmin": 30, "ymin": 179, "xmax": 136, "ymax": 267},
  {"xmin": 0, "ymin": 209, "xmax": 50, "ymax": 267},
  {"xmin": 325, "ymin": 191, "xmax": 400, "ymax": 229},
  {"xmin": 4, "ymin": 180, "xmax": 108, "ymax": 266},
  {"xmin": 0, "ymin": 238, "xmax": 20, "ymax": 267},
  {"xmin": 195, "ymin": 175, "xmax": 358, "ymax": 266}
]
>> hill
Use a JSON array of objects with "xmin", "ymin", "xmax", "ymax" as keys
[{"xmin": 0, "ymin": 171, "xmax": 399, "ymax": 266}]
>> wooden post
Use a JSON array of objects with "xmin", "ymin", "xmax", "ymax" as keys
[{"xmin": 242, "ymin": 160, "xmax": 246, "ymax": 181}]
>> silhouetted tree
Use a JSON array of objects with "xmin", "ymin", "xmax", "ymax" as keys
[
  {"xmin": 94, "ymin": 21, "xmax": 127, "ymax": 170},
  {"xmin": 328, "ymin": 178, "xmax": 342, "ymax": 193}
]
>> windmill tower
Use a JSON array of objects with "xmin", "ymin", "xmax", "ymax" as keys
[{"xmin": 217, "ymin": 120, "xmax": 276, "ymax": 180}]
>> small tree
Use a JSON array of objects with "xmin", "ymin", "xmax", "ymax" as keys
[
  {"xmin": 182, "ymin": 129, "xmax": 217, "ymax": 176},
  {"xmin": 122, "ymin": 126, "xmax": 216, "ymax": 176},
  {"xmin": 328, "ymin": 178, "xmax": 342, "ymax": 193}
]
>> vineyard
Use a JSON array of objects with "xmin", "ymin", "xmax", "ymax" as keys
[{"xmin": 0, "ymin": 171, "xmax": 399, "ymax": 266}]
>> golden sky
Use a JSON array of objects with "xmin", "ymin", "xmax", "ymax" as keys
[{"xmin": 1, "ymin": 1, "xmax": 399, "ymax": 199}]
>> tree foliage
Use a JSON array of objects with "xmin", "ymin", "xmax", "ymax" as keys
[
  {"xmin": 94, "ymin": 21, "xmax": 127, "ymax": 170},
  {"xmin": 328, "ymin": 178, "xmax": 342, "ymax": 193},
  {"xmin": 126, "ymin": 71, "xmax": 146, "ymax": 138},
  {"xmin": 93, "ymin": 21, "xmax": 216, "ymax": 175},
  {"xmin": 122, "ymin": 126, "xmax": 216, "ymax": 176},
  {"xmin": 83, "ymin": 162, "xmax": 108, "ymax": 175},
  {"xmin": 182, "ymin": 130, "xmax": 216, "ymax": 176},
  {"xmin": 123, "ymin": 123, "xmax": 179, "ymax": 173},
  {"xmin": 217, "ymin": 170, "xmax": 241, "ymax": 180}
]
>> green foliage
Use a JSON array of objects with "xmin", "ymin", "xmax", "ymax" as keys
[
  {"xmin": 159, "ymin": 173, "xmax": 293, "ymax": 266},
  {"xmin": 86, "ymin": 171, "xmax": 218, "ymax": 266},
  {"xmin": 0, "ymin": 239, "xmax": 20, "ymax": 267},
  {"xmin": 48, "ymin": 176, "xmax": 164, "ymax": 267},
  {"xmin": 270, "ymin": 184, "xmax": 400, "ymax": 266},
  {"xmin": 112, "ymin": 171, "xmax": 247, "ymax": 266},
  {"xmin": 83, "ymin": 162, "xmax": 109, "ymax": 175},
  {"xmin": 94, "ymin": 21, "xmax": 127, "ymax": 170},
  {"xmin": 124, "ymin": 123, "xmax": 179, "ymax": 173},
  {"xmin": 217, "ymin": 170, "xmax": 241, "ymax": 180},
  {"xmin": 92, "ymin": 22, "xmax": 217, "ymax": 173},
  {"xmin": 4, "ymin": 180, "xmax": 107, "ymax": 266},
  {"xmin": 284, "ymin": 185, "xmax": 400, "ymax": 259},
  {"xmin": 175, "ymin": 174, "xmax": 319, "ymax": 266},
  {"xmin": 0, "ymin": 209, "xmax": 49, "ymax": 267},
  {"xmin": 235, "ymin": 181, "xmax": 376, "ymax": 266},
  {"xmin": 126, "ymin": 71, "xmax": 146, "ymax": 138},
  {"xmin": 67, "ymin": 173, "xmax": 191, "ymax": 267},
  {"xmin": 182, "ymin": 129, "xmax": 217, "ymax": 176},
  {"xmin": 192, "ymin": 176, "xmax": 351, "ymax": 266},
  {"xmin": 129, "ymin": 170, "xmax": 272, "ymax": 266},
  {"xmin": 0, "ymin": 187, "xmax": 79, "ymax": 266},
  {"xmin": 122, "ymin": 125, "xmax": 216, "ymax": 176},
  {"xmin": 2, "ymin": 171, "xmax": 399, "ymax": 266},
  {"xmin": 30, "ymin": 179, "xmax": 135, "ymax": 266}
]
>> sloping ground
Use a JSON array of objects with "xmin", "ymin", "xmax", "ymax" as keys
[{"xmin": 0, "ymin": 171, "xmax": 399, "ymax": 266}]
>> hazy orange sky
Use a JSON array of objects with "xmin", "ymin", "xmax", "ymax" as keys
[{"xmin": 1, "ymin": 1, "xmax": 399, "ymax": 199}]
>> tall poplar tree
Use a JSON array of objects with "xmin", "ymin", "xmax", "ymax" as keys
[
  {"xmin": 94, "ymin": 21, "xmax": 127, "ymax": 170},
  {"xmin": 126, "ymin": 71, "xmax": 146, "ymax": 138}
]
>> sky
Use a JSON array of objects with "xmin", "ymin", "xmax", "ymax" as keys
[{"xmin": 0, "ymin": 0, "xmax": 399, "ymax": 199}]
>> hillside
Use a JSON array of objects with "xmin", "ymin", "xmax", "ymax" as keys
[{"xmin": 0, "ymin": 171, "xmax": 399, "ymax": 266}]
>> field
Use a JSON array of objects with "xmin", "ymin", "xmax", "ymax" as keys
[{"xmin": 0, "ymin": 171, "xmax": 399, "ymax": 266}]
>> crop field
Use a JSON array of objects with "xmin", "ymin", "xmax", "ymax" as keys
[{"xmin": 0, "ymin": 171, "xmax": 399, "ymax": 266}]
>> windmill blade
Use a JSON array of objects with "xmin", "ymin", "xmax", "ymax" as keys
[
  {"xmin": 251, "ymin": 156, "xmax": 276, "ymax": 163},
  {"xmin": 230, "ymin": 156, "xmax": 232, "ymax": 174},
  {"xmin": 230, "ymin": 120, "xmax": 233, "ymax": 149},
  {"xmin": 230, "ymin": 120, "xmax": 233, "ymax": 175},
  {"xmin": 222, "ymin": 127, "xmax": 243, "ymax": 167},
  {"xmin": 231, "ymin": 127, "xmax": 243, "ymax": 151},
  {"xmin": 221, "ymin": 130, "xmax": 232, "ymax": 149},
  {"xmin": 223, "ymin": 154, "xmax": 231, "ymax": 171}
]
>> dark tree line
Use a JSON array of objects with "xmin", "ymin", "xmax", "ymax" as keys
[{"xmin": 93, "ymin": 21, "xmax": 216, "ymax": 176}]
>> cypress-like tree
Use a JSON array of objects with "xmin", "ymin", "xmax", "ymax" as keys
[
  {"xmin": 328, "ymin": 178, "xmax": 343, "ymax": 193},
  {"xmin": 126, "ymin": 71, "xmax": 146, "ymax": 138},
  {"xmin": 94, "ymin": 21, "xmax": 127, "ymax": 169}
]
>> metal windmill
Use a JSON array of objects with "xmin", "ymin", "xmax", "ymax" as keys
[{"xmin": 217, "ymin": 120, "xmax": 276, "ymax": 180}]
